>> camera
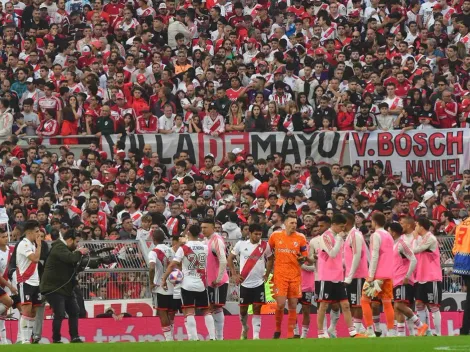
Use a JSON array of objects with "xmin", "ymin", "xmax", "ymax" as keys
[{"xmin": 76, "ymin": 247, "xmax": 117, "ymax": 273}]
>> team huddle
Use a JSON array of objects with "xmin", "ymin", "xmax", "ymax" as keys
[{"xmin": 150, "ymin": 213, "xmax": 442, "ymax": 340}]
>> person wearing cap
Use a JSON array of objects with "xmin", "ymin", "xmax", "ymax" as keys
[
  {"xmin": 202, "ymin": 103, "xmax": 225, "ymax": 136},
  {"xmin": 243, "ymin": 38, "xmax": 259, "ymax": 64}
]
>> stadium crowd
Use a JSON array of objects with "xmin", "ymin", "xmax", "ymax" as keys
[{"xmin": 0, "ymin": 0, "xmax": 468, "ymax": 140}]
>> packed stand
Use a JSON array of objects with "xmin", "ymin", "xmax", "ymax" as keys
[
  {"xmin": 0, "ymin": 134, "xmax": 464, "ymax": 291},
  {"xmin": 0, "ymin": 0, "xmax": 468, "ymax": 142}
]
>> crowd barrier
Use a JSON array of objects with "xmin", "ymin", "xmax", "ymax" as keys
[{"xmin": 2, "ymin": 313, "xmax": 463, "ymax": 343}]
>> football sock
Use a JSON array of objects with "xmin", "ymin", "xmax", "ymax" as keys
[
  {"xmin": 275, "ymin": 308, "xmax": 283, "ymax": 333},
  {"xmin": 301, "ymin": 324, "xmax": 309, "ymax": 338},
  {"xmin": 397, "ymin": 323, "xmax": 406, "ymax": 337},
  {"xmin": 383, "ymin": 301, "xmax": 395, "ymax": 330},
  {"xmin": 361, "ymin": 298, "xmax": 373, "ymax": 328},
  {"xmin": 204, "ymin": 314, "xmax": 216, "ymax": 340},
  {"xmin": 162, "ymin": 325, "xmax": 173, "ymax": 341},
  {"xmin": 240, "ymin": 314, "xmax": 248, "ymax": 332},
  {"xmin": 287, "ymin": 309, "xmax": 297, "ymax": 338},
  {"xmin": 252, "ymin": 315, "xmax": 261, "ymax": 339},
  {"xmin": 185, "ymin": 315, "xmax": 198, "ymax": 341},
  {"xmin": 213, "ymin": 308, "xmax": 225, "ymax": 340},
  {"xmin": 430, "ymin": 306, "xmax": 441, "ymax": 336},
  {"xmin": 328, "ymin": 309, "xmax": 340, "ymax": 331}
]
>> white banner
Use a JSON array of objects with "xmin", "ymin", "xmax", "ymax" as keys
[
  {"xmin": 101, "ymin": 132, "xmax": 347, "ymax": 167},
  {"xmin": 349, "ymin": 129, "xmax": 470, "ymax": 185}
]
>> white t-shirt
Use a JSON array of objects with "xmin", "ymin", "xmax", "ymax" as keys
[
  {"xmin": 174, "ymin": 241, "xmax": 208, "ymax": 292},
  {"xmin": 231, "ymin": 240, "xmax": 272, "ymax": 288},
  {"xmin": 246, "ymin": 178, "xmax": 261, "ymax": 193},
  {"xmin": 16, "ymin": 238, "xmax": 39, "ymax": 286},
  {"xmin": 148, "ymin": 244, "xmax": 175, "ymax": 295}
]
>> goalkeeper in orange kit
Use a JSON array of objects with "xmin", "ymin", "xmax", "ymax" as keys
[{"xmin": 266, "ymin": 215, "xmax": 314, "ymax": 339}]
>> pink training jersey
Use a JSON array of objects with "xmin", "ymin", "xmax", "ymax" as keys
[
  {"xmin": 344, "ymin": 228, "xmax": 368, "ymax": 279},
  {"xmin": 317, "ymin": 229, "xmax": 344, "ymax": 282},
  {"xmin": 393, "ymin": 238, "xmax": 415, "ymax": 287},
  {"xmin": 206, "ymin": 234, "xmax": 229, "ymax": 286},
  {"xmin": 373, "ymin": 229, "xmax": 394, "ymax": 280},
  {"xmin": 415, "ymin": 232, "xmax": 443, "ymax": 283}
]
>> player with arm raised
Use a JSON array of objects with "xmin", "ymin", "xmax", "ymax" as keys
[
  {"xmin": 266, "ymin": 215, "xmax": 313, "ymax": 339},
  {"xmin": 413, "ymin": 217, "xmax": 443, "ymax": 336},
  {"xmin": 148, "ymin": 229, "xmax": 176, "ymax": 342},
  {"xmin": 316, "ymin": 214, "xmax": 364, "ymax": 338},
  {"xmin": 228, "ymin": 223, "xmax": 272, "ymax": 340},
  {"xmin": 387, "ymin": 222, "xmax": 428, "ymax": 337},
  {"xmin": 162, "ymin": 224, "xmax": 215, "ymax": 341},
  {"xmin": 202, "ymin": 219, "xmax": 229, "ymax": 340},
  {"xmin": 343, "ymin": 212, "xmax": 368, "ymax": 334},
  {"xmin": 361, "ymin": 212, "xmax": 395, "ymax": 338}
]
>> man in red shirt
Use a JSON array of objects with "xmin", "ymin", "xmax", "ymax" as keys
[
  {"xmin": 360, "ymin": 177, "xmax": 380, "ymax": 205},
  {"xmin": 135, "ymin": 108, "xmax": 159, "ymax": 134},
  {"xmin": 432, "ymin": 191, "xmax": 453, "ymax": 220},
  {"xmin": 434, "ymin": 90, "xmax": 458, "ymax": 128}
]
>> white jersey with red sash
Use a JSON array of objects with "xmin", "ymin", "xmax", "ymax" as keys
[
  {"xmin": 0, "ymin": 246, "xmax": 12, "ymax": 288},
  {"xmin": 148, "ymin": 244, "xmax": 174, "ymax": 295},
  {"xmin": 16, "ymin": 238, "xmax": 39, "ymax": 286},
  {"xmin": 231, "ymin": 239, "xmax": 271, "ymax": 288},
  {"xmin": 384, "ymin": 96, "xmax": 403, "ymax": 111},
  {"xmin": 202, "ymin": 114, "xmax": 225, "ymax": 134},
  {"xmin": 175, "ymin": 241, "xmax": 208, "ymax": 292}
]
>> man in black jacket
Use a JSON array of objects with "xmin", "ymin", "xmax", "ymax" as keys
[{"xmin": 39, "ymin": 230, "xmax": 88, "ymax": 343}]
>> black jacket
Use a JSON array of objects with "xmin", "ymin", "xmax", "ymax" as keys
[{"xmin": 40, "ymin": 240, "xmax": 82, "ymax": 297}]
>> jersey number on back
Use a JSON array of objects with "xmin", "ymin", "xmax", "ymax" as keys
[{"xmin": 187, "ymin": 253, "xmax": 206, "ymax": 270}]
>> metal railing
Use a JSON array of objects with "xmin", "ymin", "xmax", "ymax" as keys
[
  {"xmin": 81, "ymin": 240, "xmax": 148, "ymax": 270},
  {"xmin": 78, "ymin": 237, "xmax": 463, "ymax": 300},
  {"xmin": 78, "ymin": 270, "xmax": 150, "ymax": 300}
]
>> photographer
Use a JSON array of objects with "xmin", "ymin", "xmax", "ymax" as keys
[{"xmin": 40, "ymin": 230, "xmax": 88, "ymax": 343}]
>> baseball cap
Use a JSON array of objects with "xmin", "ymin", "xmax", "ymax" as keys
[
  {"xmin": 232, "ymin": 148, "xmax": 243, "ymax": 154},
  {"xmin": 195, "ymin": 67, "xmax": 204, "ymax": 76},
  {"xmin": 208, "ymin": 103, "xmax": 217, "ymax": 111},
  {"xmin": 115, "ymin": 92, "xmax": 125, "ymax": 100},
  {"xmin": 26, "ymin": 77, "xmax": 34, "ymax": 83},
  {"xmin": 159, "ymin": 2, "xmax": 167, "ymax": 8},
  {"xmin": 105, "ymin": 167, "xmax": 119, "ymax": 175}
]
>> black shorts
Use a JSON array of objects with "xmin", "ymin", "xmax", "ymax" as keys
[
  {"xmin": 415, "ymin": 282, "xmax": 442, "ymax": 305},
  {"xmin": 314, "ymin": 281, "xmax": 321, "ymax": 302},
  {"xmin": 18, "ymin": 283, "xmax": 41, "ymax": 306},
  {"xmin": 181, "ymin": 288, "xmax": 209, "ymax": 309},
  {"xmin": 172, "ymin": 298, "xmax": 182, "ymax": 313},
  {"xmin": 208, "ymin": 283, "xmax": 228, "ymax": 306},
  {"xmin": 347, "ymin": 278, "xmax": 365, "ymax": 307},
  {"xmin": 0, "ymin": 287, "xmax": 6, "ymax": 298},
  {"xmin": 317, "ymin": 281, "xmax": 348, "ymax": 303},
  {"xmin": 11, "ymin": 294, "xmax": 20, "ymax": 308},
  {"xmin": 153, "ymin": 293, "xmax": 174, "ymax": 310},
  {"xmin": 300, "ymin": 291, "xmax": 314, "ymax": 305},
  {"xmin": 393, "ymin": 284, "xmax": 415, "ymax": 304},
  {"xmin": 239, "ymin": 284, "xmax": 265, "ymax": 306}
]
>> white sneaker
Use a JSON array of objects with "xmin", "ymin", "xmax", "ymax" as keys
[
  {"xmin": 365, "ymin": 329, "xmax": 376, "ymax": 338},
  {"xmin": 327, "ymin": 327, "xmax": 337, "ymax": 338},
  {"xmin": 318, "ymin": 334, "xmax": 330, "ymax": 339}
]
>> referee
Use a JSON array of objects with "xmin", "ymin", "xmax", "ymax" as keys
[{"xmin": 40, "ymin": 230, "xmax": 88, "ymax": 343}]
